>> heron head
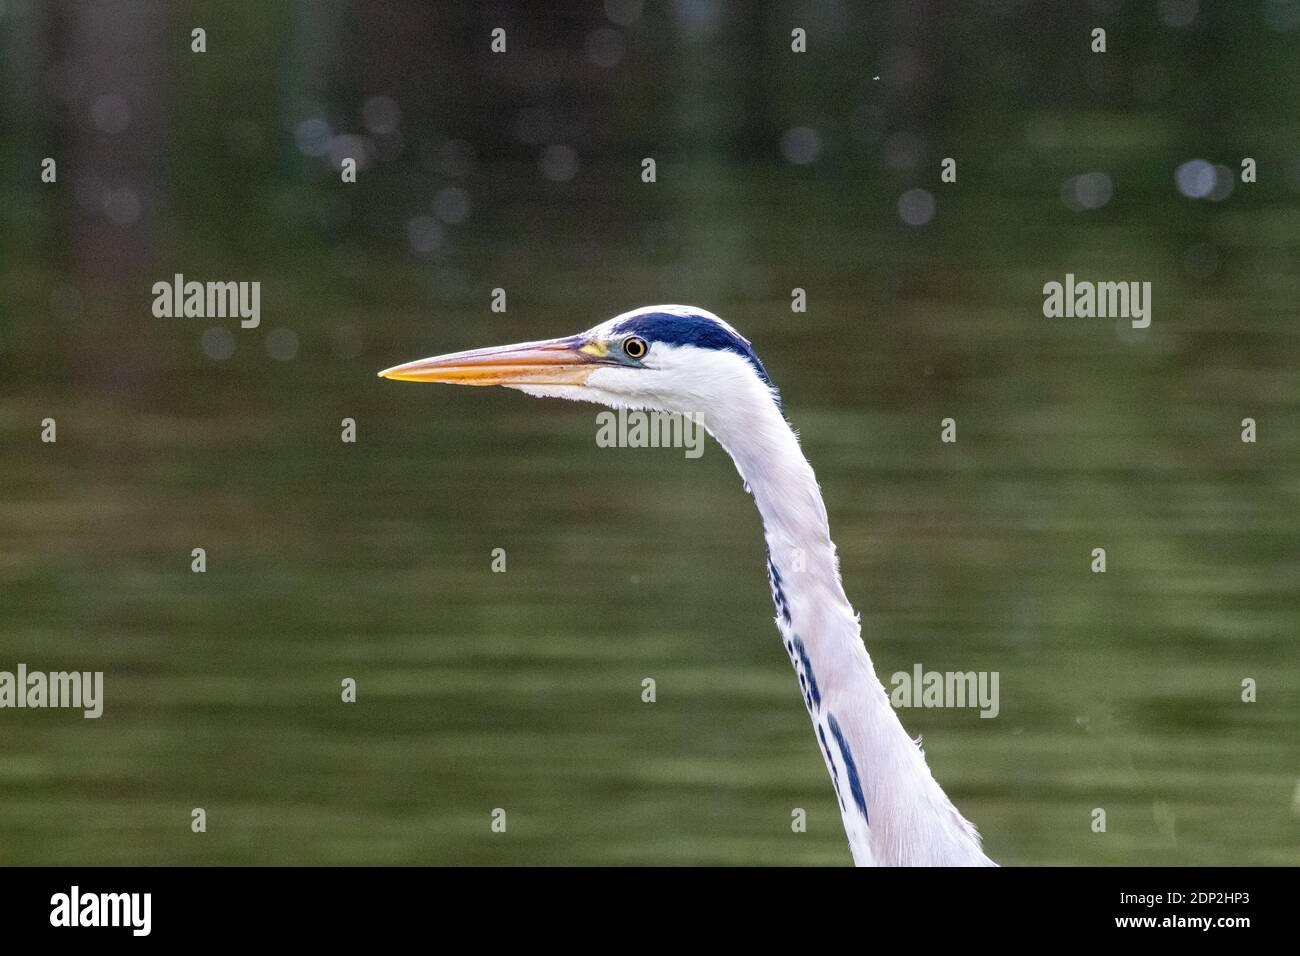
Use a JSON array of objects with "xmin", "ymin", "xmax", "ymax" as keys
[{"xmin": 378, "ymin": 305, "xmax": 779, "ymax": 416}]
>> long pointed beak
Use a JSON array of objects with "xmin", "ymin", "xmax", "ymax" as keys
[{"xmin": 378, "ymin": 335, "xmax": 606, "ymax": 386}]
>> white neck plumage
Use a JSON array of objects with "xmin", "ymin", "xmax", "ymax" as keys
[
  {"xmin": 705, "ymin": 372, "xmax": 994, "ymax": 867},
  {"xmin": 521, "ymin": 336, "xmax": 993, "ymax": 865}
]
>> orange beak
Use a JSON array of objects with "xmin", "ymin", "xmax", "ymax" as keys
[{"xmin": 378, "ymin": 335, "xmax": 608, "ymax": 387}]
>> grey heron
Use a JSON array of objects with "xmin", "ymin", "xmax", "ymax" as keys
[{"xmin": 380, "ymin": 305, "xmax": 994, "ymax": 866}]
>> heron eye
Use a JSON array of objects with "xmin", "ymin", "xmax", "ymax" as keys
[{"xmin": 623, "ymin": 336, "xmax": 648, "ymax": 360}]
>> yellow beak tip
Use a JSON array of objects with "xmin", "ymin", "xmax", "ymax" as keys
[{"xmin": 377, "ymin": 336, "xmax": 600, "ymax": 387}]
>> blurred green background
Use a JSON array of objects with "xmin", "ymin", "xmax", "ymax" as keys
[{"xmin": 0, "ymin": 1, "xmax": 1296, "ymax": 865}]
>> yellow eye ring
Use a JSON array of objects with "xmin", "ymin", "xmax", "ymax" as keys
[{"xmin": 623, "ymin": 336, "xmax": 648, "ymax": 360}]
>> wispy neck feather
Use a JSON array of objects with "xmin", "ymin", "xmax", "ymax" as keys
[{"xmin": 705, "ymin": 373, "xmax": 994, "ymax": 867}]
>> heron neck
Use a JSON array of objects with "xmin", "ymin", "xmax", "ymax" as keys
[
  {"xmin": 707, "ymin": 395, "xmax": 847, "ymax": 606},
  {"xmin": 708, "ymin": 395, "xmax": 992, "ymax": 867}
]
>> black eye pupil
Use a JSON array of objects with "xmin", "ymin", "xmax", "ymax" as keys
[{"xmin": 624, "ymin": 337, "xmax": 647, "ymax": 359}]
